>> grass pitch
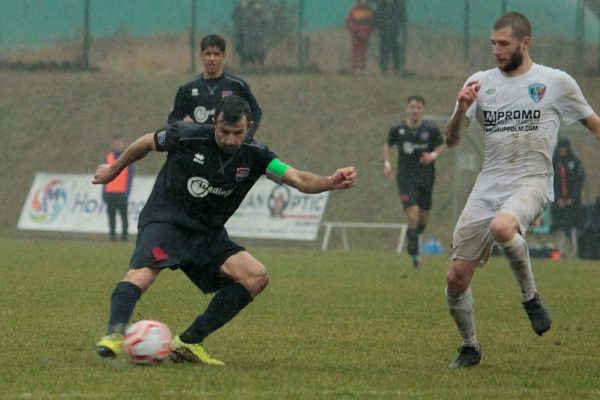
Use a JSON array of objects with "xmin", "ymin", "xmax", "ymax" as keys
[{"xmin": 2, "ymin": 238, "xmax": 600, "ymax": 399}]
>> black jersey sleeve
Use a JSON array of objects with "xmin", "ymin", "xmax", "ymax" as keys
[
  {"xmin": 167, "ymin": 85, "xmax": 187, "ymax": 124},
  {"xmin": 386, "ymin": 124, "xmax": 400, "ymax": 146},
  {"xmin": 248, "ymin": 141, "xmax": 277, "ymax": 177},
  {"xmin": 154, "ymin": 122, "xmax": 213, "ymax": 152},
  {"xmin": 154, "ymin": 126, "xmax": 179, "ymax": 152},
  {"xmin": 167, "ymin": 83, "xmax": 200, "ymax": 124},
  {"xmin": 428, "ymin": 122, "xmax": 443, "ymax": 149}
]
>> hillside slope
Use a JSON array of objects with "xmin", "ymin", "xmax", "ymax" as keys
[{"xmin": 2, "ymin": 71, "xmax": 600, "ymax": 246}]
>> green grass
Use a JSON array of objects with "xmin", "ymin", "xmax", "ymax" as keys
[{"xmin": 2, "ymin": 238, "xmax": 600, "ymax": 399}]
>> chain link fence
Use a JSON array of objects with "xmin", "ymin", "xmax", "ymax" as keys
[{"xmin": 1, "ymin": 0, "xmax": 600, "ymax": 75}]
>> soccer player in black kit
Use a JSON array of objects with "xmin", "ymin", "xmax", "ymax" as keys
[
  {"xmin": 383, "ymin": 95, "xmax": 444, "ymax": 268},
  {"xmin": 168, "ymin": 34, "xmax": 262, "ymax": 138},
  {"xmin": 93, "ymin": 95, "xmax": 356, "ymax": 365}
]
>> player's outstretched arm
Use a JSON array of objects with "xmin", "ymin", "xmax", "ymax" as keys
[
  {"xmin": 93, "ymin": 132, "xmax": 156, "ymax": 185},
  {"xmin": 282, "ymin": 166, "xmax": 357, "ymax": 194}
]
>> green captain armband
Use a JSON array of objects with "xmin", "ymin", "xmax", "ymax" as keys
[{"xmin": 266, "ymin": 158, "xmax": 289, "ymax": 184}]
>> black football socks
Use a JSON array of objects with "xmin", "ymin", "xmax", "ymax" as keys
[
  {"xmin": 106, "ymin": 281, "xmax": 142, "ymax": 335},
  {"xmin": 180, "ymin": 282, "xmax": 252, "ymax": 344},
  {"xmin": 407, "ymin": 228, "xmax": 419, "ymax": 256}
]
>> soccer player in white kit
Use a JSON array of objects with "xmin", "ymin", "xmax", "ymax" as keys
[{"xmin": 443, "ymin": 12, "xmax": 600, "ymax": 368}]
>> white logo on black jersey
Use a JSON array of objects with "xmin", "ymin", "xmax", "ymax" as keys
[
  {"xmin": 191, "ymin": 88, "xmax": 199, "ymax": 97},
  {"xmin": 187, "ymin": 177, "xmax": 234, "ymax": 198},
  {"xmin": 403, "ymin": 142, "xmax": 428, "ymax": 155},
  {"xmin": 188, "ymin": 177, "xmax": 210, "ymax": 197},
  {"xmin": 193, "ymin": 153, "xmax": 205, "ymax": 165},
  {"xmin": 156, "ymin": 130, "xmax": 166, "ymax": 146},
  {"xmin": 194, "ymin": 106, "xmax": 215, "ymax": 123}
]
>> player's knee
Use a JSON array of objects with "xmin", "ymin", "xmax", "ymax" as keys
[
  {"xmin": 124, "ymin": 268, "xmax": 158, "ymax": 292},
  {"xmin": 255, "ymin": 269, "xmax": 269, "ymax": 292},
  {"xmin": 490, "ymin": 215, "xmax": 519, "ymax": 242},
  {"xmin": 253, "ymin": 264, "xmax": 269, "ymax": 290},
  {"xmin": 446, "ymin": 267, "xmax": 468, "ymax": 294},
  {"xmin": 221, "ymin": 254, "xmax": 269, "ymax": 296},
  {"xmin": 243, "ymin": 268, "xmax": 268, "ymax": 297}
]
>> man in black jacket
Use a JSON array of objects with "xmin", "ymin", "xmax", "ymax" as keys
[
  {"xmin": 374, "ymin": 0, "xmax": 406, "ymax": 74},
  {"xmin": 552, "ymin": 137, "xmax": 585, "ymax": 258}
]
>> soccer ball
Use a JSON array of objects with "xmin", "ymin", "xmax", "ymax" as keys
[{"xmin": 123, "ymin": 320, "xmax": 172, "ymax": 365}]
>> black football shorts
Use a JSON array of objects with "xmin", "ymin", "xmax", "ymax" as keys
[
  {"xmin": 396, "ymin": 175, "xmax": 434, "ymax": 210},
  {"xmin": 129, "ymin": 222, "xmax": 244, "ymax": 293}
]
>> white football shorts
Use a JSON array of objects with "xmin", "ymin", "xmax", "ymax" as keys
[{"xmin": 449, "ymin": 185, "xmax": 547, "ymax": 265}]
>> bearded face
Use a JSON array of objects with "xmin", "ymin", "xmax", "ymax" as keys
[
  {"xmin": 499, "ymin": 46, "xmax": 523, "ymax": 73},
  {"xmin": 491, "ymin": 27, "xmax": 529, "ymax": 75}
]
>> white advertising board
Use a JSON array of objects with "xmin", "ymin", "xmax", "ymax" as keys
[
  {"xmin": 17, "ymin": 172, "xmax": 154, "ymax": 234},
  {"xmin": 17, "ymin": 173, "xmax": 328, "ymax": 240},
  {"xmin": 225, "ymin": 176, "xmax": 329, "ymax": 240}
]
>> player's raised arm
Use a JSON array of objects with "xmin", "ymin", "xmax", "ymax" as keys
[
  {"xmin": 444, "ymin": 80, "xmax": 480, "ymax": 148},
  {"xmin": 93, "ymin": 132, "xmax": 156, "ymax": 185}
]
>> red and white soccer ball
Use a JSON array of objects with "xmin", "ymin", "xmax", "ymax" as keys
[{"xmin": 123, "ymin": 320, "xmax": 172, "ymax": 365}]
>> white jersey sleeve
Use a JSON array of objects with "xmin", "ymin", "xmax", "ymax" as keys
[{"xmin": 553, "ymin": 70, "xmax": 593, "ymax": 124}]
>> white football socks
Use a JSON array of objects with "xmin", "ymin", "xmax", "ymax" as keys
[
  {"xmin": 498, "ymin": 233, "xmax": 537, "ymax": 302},
  {"xmin": 446, "ymin": 287, "xmax": 479, "ymax": 349},
  {"xmin": 571, "ymin": 228, "xmax": 578, "ymax": 258}
]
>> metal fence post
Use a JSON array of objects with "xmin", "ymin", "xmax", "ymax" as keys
[
  {"xmin": 463, "ymin": 0, "xmax": 470, "ymax": 61},
  {"xmin": 190, "ymin": 0, "xmax": 198, "ymax": 74},
  {"xmin": 82, "ymin": 0, "xmax": 91, "ymax": 70},
  {"xmin": 575, "ymin": 0, "xmax": 584, "ymax": 73},
  {"xmin": 298, "ymin": 0, "xmax": 305, "ymax": 69},
  {"xmin": 598, "ymin": 20, "xmax": 600, "ymax": 75}
]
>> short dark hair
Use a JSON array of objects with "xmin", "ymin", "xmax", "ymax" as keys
[
  {"xmin": 493, "ymin": 12, "xmax": 532, "ymax": 40},
  {"xmin": 407, "ymin": 95, "xmax": 425, "ymax": 105},
  {"xmin": 215, "ymin": 95, "xmax": 252, "ymax": 124},
  {"xmin": 200, "ymin": 34, "xmax": 226, "ymax": 52}
]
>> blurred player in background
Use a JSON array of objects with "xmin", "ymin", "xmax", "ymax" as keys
[
  {"xmin": 552, "ymin": 137, "xmax": 585, "ymax": 258},
  {"xmin": 444, "ymin": 12, "xmax": 600, "ymax": 368},
  {"xmin": 383, "ymin": 95, "xmax": 444, "ymax": 268},
  {"xmin": 93, "ymin": 95, "xmax": 356, "ymax": 365},
  {"xmin": 168, "ymin": 34, "xmax": 262, "ymax": 138},
  {"xmin": 102, "ymin": 135, "xmax": 134, "ymax": 242}
]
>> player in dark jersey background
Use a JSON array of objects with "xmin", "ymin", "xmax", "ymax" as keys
[
  {"xmin": 93, "ymin": 95, "xmax": 356, "ymax": 365},
  {"xmin": 383, "ymin": 95, "xmax": 444, "ymax": 268},
  {"xmin": 167, "ymin": 34, "xmax": 263, "ymax": 138}
]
